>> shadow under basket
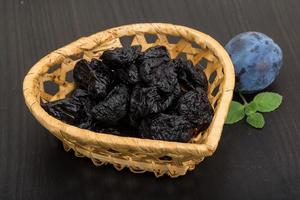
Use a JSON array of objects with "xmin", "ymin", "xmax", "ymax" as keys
[{"xmin": 23, "ymin": 23, "xmax": 234, "ymax": 178}]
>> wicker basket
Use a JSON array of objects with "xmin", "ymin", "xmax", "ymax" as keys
[{"xmin": 23, "ymin": 23, "xmax": 234, "ymax": 178}]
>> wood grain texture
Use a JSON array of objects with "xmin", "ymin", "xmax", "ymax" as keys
[{"xmin": 0, "ymin": 0, "xmax": 300, "ymax": 199}]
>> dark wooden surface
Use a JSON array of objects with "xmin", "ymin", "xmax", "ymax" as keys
[{"xmin": 1, "ymin": 0, "xmax": 300, "ymax": 199}]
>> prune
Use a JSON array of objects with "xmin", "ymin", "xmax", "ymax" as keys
[
  {"xmin": 174, "ymin": 58, "xmax": 208, "ymax": 92},
  {"xmin": 127, "ymin": 64, "xmax": 140, "ymax": 84},
  {"xmin": 92, "ymin": 123, "xmax": 138, "ymax": 137},
  {"xmin": 41, "ymin": 97, "xmax": 86, "ymax": 125},
  {"xmin": 129, "ymin": 86, "xmax": 161, "ymax": 126},
  {"xmin": 71, "ymin": 89, "xmax": 94, "ymax": 126},
  {"xmin": 73, "ymin": 59, "xmax": 113, "ymax": 99},
  {"xmin": 73, "ymin": 59, "xmax": 94, "ymax": 89},
  {"xmin": 101, "ymin": 45, "xmax": 142, "ymax": 66},
  {"xmin": 152, "ymin": 62, "xmax": 178, "ymax": 93},
  {"xmin": 87, "ymin": 69, "xmax": 114, "ymax": 99},
  {"xmin": 100, "ymin": 46, "xmax": 142, "ymax": 85},
  {"xmin": 42, "ymin": 45, "xmax": 214, "ymax": 143},
  {"xmin": 91, "ymin": 84, "xmax": 129, "ymax": 125},
  {"xmin": 139, "ymin": 114, "xmax": 194, "ymax": 142},
  {"xmin": 129, "ymin": 84, "xmax": 180, "ymax": 127},
  {"xmin": 162, "ymin": 83, "xmax": 182, "ymax": 112},
  {"xmin": 176, "ymin": 88, "xmax": 214, "ymax": 131},
  {"xmin": 138, "ymin": 46, "xmax": 172, "ymax": 91},
  {"xmin": 139, "ymin": 58, "xmax": 167, "ymax": 82},
  {"xmin": 113, "ymin": 63, "xmax": 140, "ymax": 85},
  {"xmin": 139, "ymin": 59, "xmax": 178, "ymax": 93},
  {"xmin": 90, "ymin": 58, "xmax": 102, "ymax": 70},
  {"xmin": 71, "ymin": 89, "xmax": 93, "ymax": 114},
  {"xmin": 139, "ymin": 45, "xmax": 170, "ymax": 60}
]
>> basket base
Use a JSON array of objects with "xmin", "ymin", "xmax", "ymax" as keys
[{"xmin": 62, "ymin": 142, "xmax": 204, "ymax": 178}]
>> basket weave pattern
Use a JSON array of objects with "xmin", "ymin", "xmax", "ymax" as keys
[{"xmin": 23, "ymin": 23, "xmax": 234, "ymax": 177}]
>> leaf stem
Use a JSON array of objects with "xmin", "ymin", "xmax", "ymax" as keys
[{"xmin": 239, "ymin": 92, "xmax": 248, "ymax": 105}]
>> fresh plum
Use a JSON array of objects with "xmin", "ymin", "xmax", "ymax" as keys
[{"xmin": 225, "ymin": 32, "xmax": 283, "ymax": 93}]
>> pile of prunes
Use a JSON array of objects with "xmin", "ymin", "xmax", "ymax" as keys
[{"xmin": 42, "ymin": 45, "xmax": 214, "ymax": 142}]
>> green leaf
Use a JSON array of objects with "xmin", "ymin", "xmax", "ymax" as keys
[
  {"xmin": 246, "ymin": 113, "xmax": 265, "ymax": 128},
  {"xmin": 225, "ymin": 101, "xmax": 245, "ymax": 124},
  {"xmin": 253, "ymin": 92, "xmax": 283, "ymax": 112},
  {"xmin": 245, "ymin": 101, "xmax": 257, "ymax": 115}
]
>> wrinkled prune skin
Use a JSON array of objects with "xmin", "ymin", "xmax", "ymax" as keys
[
  {"xmin": 129, "ymin": 84, "xmax": 179, "ymax": 126},
  {"xmin": 88, "ymin": 69, "xmax": 114, "ymax": 99},
  {"xmin": 42, "ymin": 88, "xmax": 94, "ymax": 128},
  {"xmin": 92, "ymin": 123, "xmax": 139, "ymax": 137},
  {"xmin": 174, "ymin": 58, "xmax": 208, "ymax": 92},
  {"xmin": 73, "ymin": 59, "xmax": 94, "ymax": 89},
  {"xmin": 73, "ymin": 59, "xmax": 114, "ymax": 99},
  {"xmin": 71, "ymin": 89, "xmax": 93, "ymax": 114},
  {"xmin": 139, "ymin": 45, "xmax": 170, "ymax": 60},
  {"xmin": 139, "ymin": 58, "xmax": 167, "ymax": 82},
  {"xmin": 129, "ymin": 86, "xmax": 161, "ymax": 126},
  {"xmin": 42, "ymin": 45, "xmax": 214, "ymax": 142},
  {"xmin": 71, "ymin": 88, "xmax": 89, "ymax": 99},
  {"xmin": 139, "ymin": 114, "xmax": 194, "ymax": 142},
  {"xmin": 70, "ymin": 89, "xmax": 94, "ymax": 128},
  {"xmin": 101, "ymin": 45, "xmax": 142, "ymax": 66},
  {"xmin": 91, "ymin": 84, "xmax": 129, "ymax": 125},
  {"xmin": 127, "ymin": 64, "xmax": 140, "ymax": 84},
  {"xmin": 114, "ymin": 63, "xmax": 140, "ymax": 85},
  {"xmin": 152, "ymin": 63, "xmax": 178, "ymax": 93},
  {"xmin": 41, "ymin": 97, "xmax": 86, "ymax": 125},
  {"xmin": 100, "ymin": 46, "xmax": 141, "ymax": 85},
  {"xmin": 89, "ymin": 60, "xmax": 114, "ymax": 99},
  {"xmin": 138, "ymin": 46, "xmax": 172, "ymax": 92},
  {"xmin": 176, "ymin": 88, "xmax": 214, "ymax": 131},
  {"xmin": 139, "ymin": 59, "xmax": 177, "ymax": 93},
  {"xmin": 162, "ymin": 84, "xmax": 182, "ymax": 112},
  {"xmin": 90, "ymin": 58, "xmax": 102, "ymax": 70}
]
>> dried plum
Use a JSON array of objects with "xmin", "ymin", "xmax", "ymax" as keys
[
  {"xmin": 101, "ymin": 45, "xmax": 142, "ymax": 66},
  {"xmin": 176, "ymin": 88, "xmax": 214, "ymax": 131},
  {"xmin": 129, "ymin": 86, "xmax": 161, "ymax": 126},
  {"xmin": 139, "ymin": 59, "xmax": 177, "ymax": 93},
  {"xmin": 139, "ymin": 114, "xmax": 194, "ymax": 142},
  {"xmin": 138, "ymin": 46, "xmax": 172, "ymax": 90},
  {"xmin": 174, "ymin": 58, "xmax": 208, "ymax": 92},
  {"xmin": 100, "ymin": 46, "xmax": 141, "ymax": 85},
  {"xmin": 41, "ymin": 97, "xmax": 86, "ymax": 125},
  {"xmin": 71, "ymin": 89, "xmax": 93, "ymax": 113},
  {"xmin": 91, "ymin": 84, "xmax": 129, "ymax": 125},
  {"xmin": 71, "ymin": 88, "xmax": 90, "ymax": 99},
  {"xmin": 42, "ymin": 88, "xmax": 94, "ymax": 128},
  {"xmin": 139, "ymin": 45, "xmax": 170, "ymax": 60},
  {"xmin": 153, "ymin": 62, "xmax": 178, "ymax": 93},
  {"xmin": 139, "ymin": 58, "xmax": 166, "ymax": 82},
  {"xmin": 71, "ymin": 89, "xmax": 94, "ymax": 126},
  {"xmin": 90, "ymin": 58, "xmax": 102, "ymax": 70},
  {"xmin": 87, "ymin": 69, "xmax": 114, "ymax": 99},
  {"xmin": 42, "ymin": 45, "xmax": 214, "ymax": 143},
  {"xmin": 92, "ymin": 123, "xmax": 138, "ymax": 137},
  {"xmin": 162, "ymin": 83, "xmax": 182, "ymax": 112},
  {"xmin": 73, "ymin": 59, "xmax": 94, "ymax": 89},
  {"xmin": 129, "ymin": 84, "xmax": 180, "ymax": 127},
  {"xmin": 73, "ymin": 59, "xmax": 114, "ymax": 99},
  {"xmin": 113, "ymin": 63, "xmax": 140, "ymax": 85}
]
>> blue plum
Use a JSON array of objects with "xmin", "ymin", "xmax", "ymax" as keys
[{"xmin": 225, "ymin": 32, "xmax": 283, "ymax": 93}]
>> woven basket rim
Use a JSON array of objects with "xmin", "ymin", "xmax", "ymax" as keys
[{"xmin": 23, "ymin": 23, "xmax": 234, "ymax": 157}]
